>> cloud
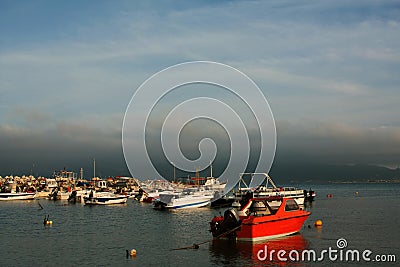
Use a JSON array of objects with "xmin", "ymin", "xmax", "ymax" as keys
[
  {"xmin": 243, "ymin": 67, "xmax": 370, "ymax": 95},
  {"xmin": 0, "ymin": 109, "xmax": 126, "ymax": 176}
]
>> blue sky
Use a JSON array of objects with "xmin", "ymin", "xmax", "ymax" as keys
[{"xmin": 1, "ymin": 0, "xmax": 400, "ymax": 177}]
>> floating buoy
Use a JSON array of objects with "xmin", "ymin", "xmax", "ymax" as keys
[
  {"xmin": 355, "ymin": 191, "xmax": 359, "ymax": 195},
  {"xmin": 314, "ymin": 220, "xmax": 323, "ymax": 227},
  {"xmin": 126, "ymin": 249, "xmax": 136, "ymax": 258},
  {"xmin": 326, "ymin": 194, "xmax": 334, "ymax": 198},
  {"xmin": 43, "ymin": 215, "xmax": 52, "ymax": 226}
]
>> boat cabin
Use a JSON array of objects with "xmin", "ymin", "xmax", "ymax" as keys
[{"xmin": 238, "ymin": 197, "xmax": 301, "ymax": 217}]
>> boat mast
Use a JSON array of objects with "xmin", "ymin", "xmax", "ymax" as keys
[
  {"xmin": 93, "ymin": 158, "xmax": 96, "ymax": 180},
  {"xmin": 172, "ymin": 162, "xmax": 176, "ymax": 183},
  {"xmin": 196, "ymin": 166, "xmax": 199, "ymax": 186}
]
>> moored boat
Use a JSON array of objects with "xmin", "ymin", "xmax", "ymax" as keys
[
  {"xmin": 155, "ymin": 187, "xmax": 216, "ymax": 209},
  {"xmin": 136, "ymin": 179, "xmax": 176, "ymax": 203},
  {"xmin": 210, "ymin": 196, "xmax": 310, "ymax": 241},
  {"xmin": 84, "ymin": 191, "xmax": 128, "ymax": 205},
  {"xmin": 233, "ymin": 173, "xmax": 306, "ymax": 207},
  {"xmin": 0, "ymin": 192, "xmax": 36, "ymax": 201}
]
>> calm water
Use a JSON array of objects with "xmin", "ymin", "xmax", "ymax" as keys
[{"xmin": 0, "ymin": 183, "xmax": 399, "ymax": 266}]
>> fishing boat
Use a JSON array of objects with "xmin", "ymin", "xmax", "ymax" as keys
[
  {"xmin": 155, "ymin": 187, "xmax": 216, "ymax": 209},
  {"xmin": 233, "ymin": 173, "xmax": 306, "ymax": 207},
  {"xmin": 0, "ymin": 192, "xmax": 36, "ymax": 201},
  {"xmin": 83, "ymin": 191, "xmax": 128, "ymax": 205},
  {"xmin": 209, "ymin": 196, "xmax": 310, "ymax": 241}
]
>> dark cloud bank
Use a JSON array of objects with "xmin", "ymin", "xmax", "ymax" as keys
[{"xmin": 1, "ymin": 119, "xmax": 400, "ymax": 182}]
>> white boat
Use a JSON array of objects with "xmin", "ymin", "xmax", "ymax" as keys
[
  {"xmin": 156, "ymin": 187, "xmax": 216, "ymax": 209},
  {"xmin": 35, "ymin": 178, "xmax": 59, "ymax": 198},
  {"xmin": 68, "ymin": 189, "xmax": 91, "ymax": 203},
  {"xmin": 137, "ymin": 179, "xmax": 177, "ymax": 203},
  {"xmin": 84, "ymin": 191, "xmax": 128, "ymax": 205},
  {"xmin": 57, "ymin": 191, "xmax": 70, "ymax": 200},
  {"xmin": 0, "ymin": 192, "xmax": 36, "ymax": 201},
  {"xmin": 204, "ymin": 177, "xmax": 226, "ymax": 200},
  {"xmin": 233, "ymin": 173, "xmax": 305, "ymax": 207},
  {"xmin": 48, "ymin": 187, "xmax": 70, "ymax": 200}
]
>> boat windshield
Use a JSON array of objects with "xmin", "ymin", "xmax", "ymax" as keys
[{"xmin": 284, "ymin": 199, "xmax": 299, "ymax": 211}]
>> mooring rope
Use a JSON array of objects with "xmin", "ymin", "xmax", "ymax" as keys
[{"xmin": 171, "ymin": 224, "xmax": 242, "ymax": 251}]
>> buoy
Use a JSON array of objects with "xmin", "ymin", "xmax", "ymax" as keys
[
  {"xmin": 355, "ymin": 191, "xmax": 359, "ymax": 195},
  {"xmin": 43, "ymin": 215, "xmax": 52, "ymax": 225},
  {"xmin": 314, "ymin": 220, "xmax": 323, "ymax": 227},
  {"xmin": 129, "ymin": 249, "xmax": 137, "ymax": 257}
]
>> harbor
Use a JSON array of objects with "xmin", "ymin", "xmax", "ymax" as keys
[
  {"xmin": 2, "ymin": 1, "xmax": 400, "ymax": 266},
  {"xmin": 0, "ymin": 168, "xmax": 314, "ymax": 209}
]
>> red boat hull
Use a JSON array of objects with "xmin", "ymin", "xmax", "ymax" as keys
[{"xmin": 237, "ymin": 213, "xmax": 310, "ymax": 241}]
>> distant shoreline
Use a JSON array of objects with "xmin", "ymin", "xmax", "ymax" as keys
[{"xmin": 329, "ymin": 180, "xmax": 400, "ymax": 184}]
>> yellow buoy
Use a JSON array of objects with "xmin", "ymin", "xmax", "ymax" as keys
[
  {"xmin": 355, "ymin": 191, "xmax": 359, "ymax": 195},
  {"xmin": 314, "ymin": 220, "xmax": 323, "ymax": 227}
]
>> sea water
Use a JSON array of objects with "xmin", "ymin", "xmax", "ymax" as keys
[{"xmin": 0, "ymin": 183, "xmax": 399, "ymax": 266}]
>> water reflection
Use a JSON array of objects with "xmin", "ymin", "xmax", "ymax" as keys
[{"xmin": 210, "ymin": 234, "xmax": 309, "ymax": 266}]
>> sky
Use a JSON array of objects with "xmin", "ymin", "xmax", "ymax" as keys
[{"xmin": 1, "ymin": 0, "xmax": 400, "ymax": 179}]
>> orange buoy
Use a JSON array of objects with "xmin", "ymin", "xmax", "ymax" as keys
[{"xmin": 314, "ymin": 220, "xmax": 323, "ymax": 227}]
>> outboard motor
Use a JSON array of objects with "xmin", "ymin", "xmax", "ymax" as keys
[
  {"xmin": 68, "ymin": 190, "xmax": 77, "ymax": 203},
  {"xmin": 50, "ymin": 187, "xmax": 59, "ymax": 200},
  {"xmin": 210, "ymin": 208, "xmax": 241, "ymax": 238}
]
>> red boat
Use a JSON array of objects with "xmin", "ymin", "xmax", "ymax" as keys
[{"xmin": 210, "ymin": 196, "xmax": 311, "ymax": 242}]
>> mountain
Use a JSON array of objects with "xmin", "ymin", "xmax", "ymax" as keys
[{"xmin": 269, "ymin": 162, "xmax": 400, "ymax": 183}]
